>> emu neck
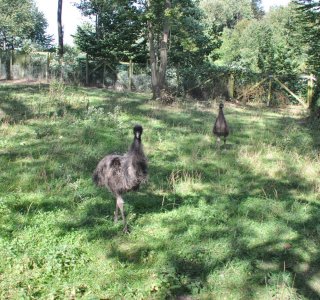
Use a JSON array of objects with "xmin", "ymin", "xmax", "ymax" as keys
[{"xmin": 129, "ymin": 137, "xmax": 142, "ymax": 154}]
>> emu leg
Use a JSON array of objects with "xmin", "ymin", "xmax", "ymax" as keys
[
  {"xmin": 216, "ymin": 136, "xmax": 221, "ymax": 150},
  {"xmin": 114, "ymin": 200, "xmax": 119, "ymax": 223},
  {"xmin": 116, "ymin": 195, "xmax": 128, "ymax": 233}
]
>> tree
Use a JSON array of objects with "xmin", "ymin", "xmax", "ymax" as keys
[
  {"xmin": 75, "ymin": 0, "xmax": 146, "ymax": 85},
  {"xmin": 146, "ymin": 0, "xmax": 171, "ymax": 99},
  {"xmin": 218, "ymin": 5, "xmax": 305, "ymax": 76},
  {"xmin": 146, "ymin": 0, "xmax": 216, "ymax": 99},
  {"xmin": 199, "ymin": 0, "xmax": 257, "ymax": 28},
  {"xmin": 294, "ymin": 0, "xmax": 320, "ymax": 112},
  {"xmin": 0, "ymin": 0, "xmax": 51, "ymax": 79},
  {"xmin": 251, "ymin": 0, "xmax": 264, "ymax": 19},
  {"xmin": 57, "ymin": 0, "xmax": 63, "ymax": 58},
  {"xmin": 168, "ymin": 2, "xmax": 218, "ymax": 96},
  {"xmin": 75, "ymin": 0, "xmax": 217, "ymax": 99},
  {"xmin": 264, "ymin": 6, "xmax": 304, "ymax": 75},
  {"xmin": 31, "ymin": 8, "xmax": 53, "ymax": 49},
  {"xmin": 57, "ymin": 0, "xmax": 64, "ymax": 79}
]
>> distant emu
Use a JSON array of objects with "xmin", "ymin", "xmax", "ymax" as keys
[
  {"xmin": 93, "ymin": 125, "xmax": 147, "ymax": 233},
  {"xmin": 213, "ymin": 102, "xmax": 229, "ymax": 148}
]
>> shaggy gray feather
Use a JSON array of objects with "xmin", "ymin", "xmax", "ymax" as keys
[
  {"xmin": 92, "ymin": 125, "xmax": 147, "ymax": 232},
  {"xmin": 213, "ymin": 102, "xmax": 229, "ymax": 138},
  {"xmin": 93, "ymin": 125, "xmax": 147, "ymax": 194}
]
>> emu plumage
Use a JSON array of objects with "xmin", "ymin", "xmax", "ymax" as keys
[
  {"xmin": 93, "ymin": 125, "xmax": 147, "ymax": 233},
  {"xmin": 213, "ymin": 102, "xmax": 229, "ymax": 148}
]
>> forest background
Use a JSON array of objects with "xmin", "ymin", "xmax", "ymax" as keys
[{"xmin": 0, "ymin": 0, "xmax": 320, "ymax": 114}]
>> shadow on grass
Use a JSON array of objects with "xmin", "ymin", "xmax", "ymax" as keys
[
  {"xmin": 155, "ymin": 161, "xmax": 320, "ymax": 299},
  {"xmin": 0, "ymin": 93, "xmax": 34, "ymax": 122},
  {"xmin": 1, "ymin": 85, "xmax": 320, "ymax": 298},
  {"xmin": 94, "ymin": 97, "xmax": 320, "ymax": 298}
]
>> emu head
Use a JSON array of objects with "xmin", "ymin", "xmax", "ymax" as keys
[
  {"xmin": 133, "ymin": 124, "xmax": 143, "ymax": 140},
  {"xmin": 219, "ymin": 102, "xmax": 224, "ymax": 109}
]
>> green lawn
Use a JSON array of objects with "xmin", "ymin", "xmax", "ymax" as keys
[{"xmin": 0, "ymin": 82, "xmax": 320, "ymax": 299}]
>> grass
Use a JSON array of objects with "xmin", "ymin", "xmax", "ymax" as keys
[{"xmin": 0, "ymin": 81, "xmax": 320, "ymax": 299}]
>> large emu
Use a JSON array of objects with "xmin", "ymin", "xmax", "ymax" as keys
[
  {"xmin": 93, "ymin": 125, "xmax": 147, "ymax": 233},
  {"xmin": 213, "ymin": 102, "xmax": 229, "ymax": 148}
]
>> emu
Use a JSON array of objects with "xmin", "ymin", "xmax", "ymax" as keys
[
  {"xmin": 213, "ymin": 102, "xmax": 229, "ymax": 148},
  {"xmin": 93, "ymin": 125, "xmax": 147, "ymax": 233}
]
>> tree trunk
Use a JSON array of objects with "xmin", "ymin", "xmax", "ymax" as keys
[
  {"xmin": 147, "ymin": 4, "xmax": 160, "ymax": 99},
  {"xmin": 129, "ymin": 59, "xmax": 133, "ymax": 91},
  {"xmin": 267, "ymin": 77, "xmax": 272, "ymax": 107},
  {"xmin": 57, "ymin": 0, "xmax": 64, "ymax": 79},
  {"xmin": 176, "ymin": 63, "xmax": 181, "ymax": 95},
  {"xmin": 158, "ymin": 0, "xmax": 171, "ymax": 92},
  {"xmin": 227, "ymin": 73, "xmax": 235, "ymax": 99},
  {"xmin": 102, "ymin": 61, "xmax": 106, "ymax": 87},
  {"xmin": 86, "ymin": 53, "xmax": 89, "ymax": 86},
  {"xmin": 307, "ymin": 74, "xmax": 314, "ymax": 109},
  {"xmin": 6, "ymin": 48, "xmax": 13, "ymax": 80},
  {"xmin": 46, "ymin": 53, "xmax": 50, "ymax": 83},
  {"xmin": 3, "ymin": 38, "xmax": 13, "ymax": 80},
  {"xmin": 147, "ymin": 0, "xmax": 171, "ymax": 100}
]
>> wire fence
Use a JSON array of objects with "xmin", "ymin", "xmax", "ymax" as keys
[{"xmin": 0, "ymin": 50, "xmax": 315, "ymax": 107}]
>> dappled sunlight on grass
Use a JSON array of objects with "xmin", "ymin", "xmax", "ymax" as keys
[{"xmin": 0, "ymin": 83, "xmax": 320, "ymax": 299}]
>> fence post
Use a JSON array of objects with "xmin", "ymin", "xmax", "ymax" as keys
[
  {"xmin": 267, "ymin": 75, "xmax": 272, "ymax": 106},
  {"xmin": 227, "ymin": 72, "xmax": 234, "ymax": 99},
  {"xmin": 46, "ymin": 52, "xmax": 50, "ymax": 83},
  {"xmin": 28, "ymin": 55, "xmax": 32, "ymax": 81},
  {"xmin": 102, "ymin": 61, "xmax": 106, "ymax": 87},
  {"xmin": 7, "ymin": 48, "xmax": 14, "ymax": 80},
  {"xmin": 307, "ymin": 74, "xmax": 314, "ymax": 108},
  {"xmin": 129, "ymin": 59, "xmax": 133, "ymax": 91},
  {"xmin": 86, "ymin": 53, "xmax": 89, "ymax": 86}
]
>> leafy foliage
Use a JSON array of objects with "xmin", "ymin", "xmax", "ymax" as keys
[
  {"xmin": 294, "ymin": 0, "xmax": 320, "ymax": 112},
  {"xmin": 218, "ymin": 5, "xmax": 305, "ymax": 75},
  {"xmin": 0, "ymin": 0, "xmax": 52, "ymax": 50},
  {"xmin": 199, "ymin": 0, "xmax": 258, "ymax": 28},
  {"xmin": 75, "ymin": 0, "xmax": 146, "ymax": 64}
]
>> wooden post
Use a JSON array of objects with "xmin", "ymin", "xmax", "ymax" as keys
[
  {"xmin": 21, "ymin": 54, "xmax": 25, "ymax": 79},
  {"xmin": 177, "ymin": 63, "xmax": 180, "ymax": 95},
  {"xmin": 46, "ymin": 52, "xmax": 50, "ymax": 83},
  {"xmin": 129, "ymin": 58, "xmax": 133, "ymax": 91},
  {"xmin": 307, "ymin": 74, "xmax": 314, "ymax": 108},
  {"xmin": 28, "ymin": 55, "xmax": 32, "ymax": 81},
  {"xmin": 227, "ymin": 73, "xmax": 234, "ymax": 99},
  {"xmin": 86, "ymin": 53, "xmax": 89, "ymax": 86},
  {"xmin": 102, "ymin": 61, "xmax": 106, "ymax": 87},
  {"xmin": 9, "ymin": 48, "xmax": 13, "ymax": 80},
  {"xmin": 267, "ymin": 76, "xmax": 272, "ymax": 106}
]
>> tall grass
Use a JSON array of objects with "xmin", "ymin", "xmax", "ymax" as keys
[{"xmin": 0, "ymin": 82, "xmax": 319, "ymax": 299}]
